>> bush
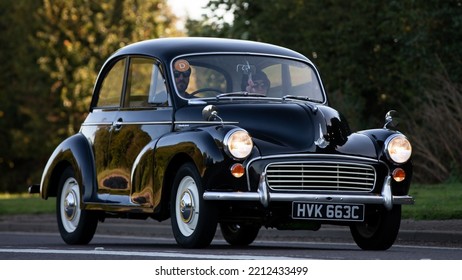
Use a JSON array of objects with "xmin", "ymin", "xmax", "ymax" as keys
[{"xmin": 407, "ymin": 72, "xmax": 462, "ymax": 183}]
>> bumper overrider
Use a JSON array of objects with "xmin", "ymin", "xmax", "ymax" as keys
[{"xmin": 203, "ymin": 172, "xmax": 414, "ymax": 210}]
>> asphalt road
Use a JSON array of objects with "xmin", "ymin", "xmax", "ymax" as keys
[
  {"xmin": 2, "ymin": 214, "xmax": 462, "ymax": 246},
  {"xmin": 1, "ymin": 214, "xmax": 462, "ymax": 260}
]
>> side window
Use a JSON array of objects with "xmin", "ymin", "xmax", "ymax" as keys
[
  {"xmin": 127, "ymin": 58, "xmax": 168, "ymax": 107},
  {"xmin": 97, "ymin": 59, "xmax": 125, "ymax": 107}
]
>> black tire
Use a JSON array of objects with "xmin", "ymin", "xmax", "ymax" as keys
[
  {"xmin": 170, "ymin": 163, "xmax": 217, "ymax": 248},
  {"xmin": 350, "ymin": 205, "xmax": 401, "ymax": 250},
  {"xmin": 56, "ymin": 167, "xmax": 98, "ymax": 245},
  {"xmin": 220, "ymin": 223, "xmax": 260, "ymax": 246}
]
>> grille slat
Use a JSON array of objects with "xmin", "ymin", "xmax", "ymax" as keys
[{"xmin": 266, "ymin": 161, "xmax": 376, "ymax": 192}]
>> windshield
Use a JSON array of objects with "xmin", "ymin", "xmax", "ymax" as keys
[{"xmin": 171, "ymin": 54, "xmax": 325, "ymax": 103}]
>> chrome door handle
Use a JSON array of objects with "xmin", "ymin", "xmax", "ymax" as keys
[{"xmin": 112, "ymin": 118, "xmax": 123, "ymax": 130}]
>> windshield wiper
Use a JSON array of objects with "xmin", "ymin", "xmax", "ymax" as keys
[
  {"xmin": 217, "ymin": 92, "xmax": 266, "ymax": 99},
  {"xmin": 282, "ymin": 95, "xmax": 320, "ymax": 102}
]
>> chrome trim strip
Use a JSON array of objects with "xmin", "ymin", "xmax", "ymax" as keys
[
  {"xmin": 82, "ymin": 121, "xmax": 238, "ymax": 126},
  {"xmin": 174, "ymin": 121, "xmax": 239, "ymax": 125},
  {"xmin": 81, "ymin": 122, "xmax": 113, "ymax": 126},
  {"xmin": 117, "ymin": 121, "xmax": 172, "ymax": 125}
]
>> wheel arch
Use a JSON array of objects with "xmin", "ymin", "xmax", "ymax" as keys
[
  {"xmin": 158, "ymin": 153, "xmax": 196, "ymax": 220},
  {"xmin": 40, "ymin": 133, "xmax": 97, "ymax": 202},
  {"xmin": 153, "ymin": 129, "xmax": 226, "ymax": 219}
]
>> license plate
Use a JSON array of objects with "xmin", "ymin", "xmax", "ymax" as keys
[{"xmin": 292, "ymin": 202, "xmax": 364, "ymax": 221}]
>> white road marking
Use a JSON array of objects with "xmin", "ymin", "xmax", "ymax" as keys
[{"xmin": 0, "ymin": 248, "xmax": 301, "ymax": 260}]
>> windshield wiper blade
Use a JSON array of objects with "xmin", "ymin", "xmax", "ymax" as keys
[
  {"xmin": 217, "ymin": 92, "xmax": 266, "ymax": 99},
  {"xmin": 282, "ymin": 95, "xmax": 320, "ymax": 102}
]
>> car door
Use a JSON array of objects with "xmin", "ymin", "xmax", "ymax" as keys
[
  {"xmin": 83, "ymin": 56, "xmax": 172, "ymax": 208},
  {"xmin": 81, "ymin": 57, "xmax": 126, "ymax": 203},
  {"xmin": 105, "ymin": 56, "xmax": 173, "ymax": 208}
]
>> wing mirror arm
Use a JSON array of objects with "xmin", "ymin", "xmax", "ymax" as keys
[
  {"xmin": 384, "ymin": 110, "xmax": 400, "ymax": 130},
  {"xmin": 202, "ymin": 105, "xmax": 223, "ymax": 124}
]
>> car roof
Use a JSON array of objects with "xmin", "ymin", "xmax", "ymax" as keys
[{"xmin": 110, "ymin": 37, "xmax": 310, "ymax": 62}]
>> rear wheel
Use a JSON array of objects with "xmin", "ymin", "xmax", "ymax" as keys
[
  {"xmin": 56, "ymin": 167, "xmax": 98, "ymax": 245},
  {"xmin": 350, "ymin": 205, "xmax": 401, "ymax": 250},
  {"xmin": 220, "ymin": 223, "xmax": 260, "ymax": 246},
  {"xmin": 170, "ymin": 163, "xmax": 217, "ymax": 248}
]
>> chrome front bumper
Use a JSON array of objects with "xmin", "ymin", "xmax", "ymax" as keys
[{"xmin": 203, "ymin": 173, "xmax": 414, "ymax": 210}]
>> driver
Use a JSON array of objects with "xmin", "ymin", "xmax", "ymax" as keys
[{"xmin": 173, "ymin": 59, "xmax": 191, "ymax": 96}]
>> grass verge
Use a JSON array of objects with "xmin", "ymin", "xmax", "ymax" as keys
[
  {"xmin": 0, "ymin": 193, "xmax": 55, "ymax": 215},
  {"xmin": 403, "ymin": 182, "xmax": 462, "ymax": 220},
  {"xmin": 1, "ymin": 183, "xmax": 461, "ymax": 219}
]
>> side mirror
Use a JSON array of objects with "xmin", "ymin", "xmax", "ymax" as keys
[
  {"xmin": 384, "ymin": 110, "xmax": 400, "ymax": 130},
  {"xmin": 202, "ymin": 105, "xmax": 219, "ymax": 121}
]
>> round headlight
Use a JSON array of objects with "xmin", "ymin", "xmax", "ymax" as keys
[
  {"xmin": 385, "ymin": 135, "xmax": 412, "ymax": 164},
  {"xmin": 224, "ymin": 129, "xmax": 253, "ymax": 159}
]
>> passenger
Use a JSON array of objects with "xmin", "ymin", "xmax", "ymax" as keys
[{"xmin": 242, "ymin": 70, "xmax": 270, "ymax": 95}]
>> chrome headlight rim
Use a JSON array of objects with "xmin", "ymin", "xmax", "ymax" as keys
[
  {"xmin": 224, "ymin": 128, "xmax": 253, "ymax": 160},
  {"xmin": 385, "ymin": 134, "xmax": 412, "ymax": 164}
]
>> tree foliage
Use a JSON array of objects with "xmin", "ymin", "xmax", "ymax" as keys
[
  {"xmin": 1, "ymin": 0, "xmax": 461, "ymax": 192},
  {"xmin": 0, "ymin": 0, "xmax": 180, "ymax": 192},
  {"xmin": 36, "ymin": 0, "xmax": 181, "ymax": 135},
  {"xmin": 0, "ymin": 0, "xmax": 55, "ymax": 192},
  {"xmin": 188, "ymin": 0, "xmax": 462, "ymax": 182}
]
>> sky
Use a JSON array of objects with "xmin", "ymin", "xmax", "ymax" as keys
[
  {"xmin": 167, "ymin": 0, "xmax": 232, "ymax": 30},
  {"xmin": 168, "ymin": 0, "xmax": 210, "ymax": 20}
]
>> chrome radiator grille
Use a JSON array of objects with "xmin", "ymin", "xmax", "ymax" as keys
[{"xmin": 266, "ymin": 162, "xmax": 376, "ymax": 192}]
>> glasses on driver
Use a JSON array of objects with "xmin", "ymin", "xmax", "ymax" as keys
[{"xmin": 174, "ymin": 70, "xmax": 191, "ymax": 78}]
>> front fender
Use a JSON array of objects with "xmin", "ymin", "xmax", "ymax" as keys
[
  {"xmin": 154, "ymin": 128, "xmax": 224, "ymax": 176},
  {"xmin": 154, "ymin": 125, "xmax": 246, "ymax": 189},
  {"xmin": 40, "ymin": 133, "xmax": 96, "ymax": 201},
  {"xmin": 359, "ymin": 128, "xmax": 413, "ymax": 195},
  {"xmin": 358, "ymin": 128, "xmax": 404, "ymax": 159}
]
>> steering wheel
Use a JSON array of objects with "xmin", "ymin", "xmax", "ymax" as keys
[{"xmin": 190, "ymin": 88, "xmax": 223, "ymax": 96}]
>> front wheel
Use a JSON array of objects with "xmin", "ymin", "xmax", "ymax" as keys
[
  {"xmin": 350, "ymin": 205, "xmax": 401, "ymax": 250},
  {"xmin": 220, "ymin": 223, "xmax": 260, "ymax": 246},
  {"xmin": 170, "ymin": 163, "xmax": 217, "ymax": 248},
  {"xmin": 56, "ymin": 167, "xmax": 98, "ymax": 245}
]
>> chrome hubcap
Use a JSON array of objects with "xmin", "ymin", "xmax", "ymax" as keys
[
  {"xmin": 64, "ymin": 190, "xmax": 77, "ymax": 220},
  {"xmin": 180, "ymin": 190, "xmax": 194, "ymax": 223}
]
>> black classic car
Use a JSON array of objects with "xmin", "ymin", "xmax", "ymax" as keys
[{"xmin": 29, "ymin": 37, "xmax": 413, "ymax": 250}]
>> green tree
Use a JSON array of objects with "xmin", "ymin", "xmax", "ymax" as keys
[
  {"xmin": 189, "ymin": 0, "xmax": 462, "ymax": 182},
  {"xmin": 0, "ymin": 0, "xmax": 180, "ymax": 192},
  {"xmin": 36, "ymin": 0, "xmax": 181, "ymax": 135},
  {"xmin": 0, "ymin": 0, "xmax": 56, "ymax": 192}
]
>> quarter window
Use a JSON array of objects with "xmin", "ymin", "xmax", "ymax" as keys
[{"xmin": 97, "ymin": 59, "xmax": 125, "ymax": 107}]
